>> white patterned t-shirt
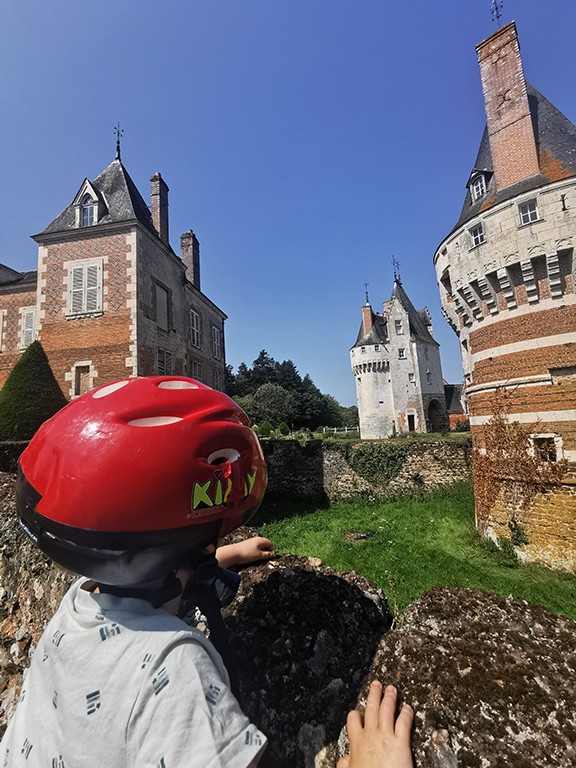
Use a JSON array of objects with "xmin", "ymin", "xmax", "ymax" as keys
[{"xmin": 0, "ymin": 579, "xmax": 266, "ymax": 767}]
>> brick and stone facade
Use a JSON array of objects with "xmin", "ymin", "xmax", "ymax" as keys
[
  {"xmin": 434, "ymin": 21, "xmax": 576, "ymax": 570},
  {"xmin": 350, "ymin": 280, "xmax": 450, "ymax": 438},
  {"xmin": 0, "ymin": 157, "xmax": 227, "ymax": 397}
]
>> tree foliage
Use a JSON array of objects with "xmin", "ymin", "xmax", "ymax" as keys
[
  {"xmin": 0, "ymin": 341, "xmax": 68, "ymax": 441},
  {"xmin": 227, "ymin": 350, "xmax": 354, "ymax": 430}
]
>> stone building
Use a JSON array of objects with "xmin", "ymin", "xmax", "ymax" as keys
[
  {"xmin": 350, "ymin": 279, "xmax": 448, "ymax": 438},
  {"xmin": 434, "ymin": 21, "xmax": 576, "ymax": 569},
  {"xmin": 0, "ymin": 154, "xmax": 227, "ymax": 398}
]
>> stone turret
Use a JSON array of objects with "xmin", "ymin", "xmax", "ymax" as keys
[{"xmin": 351, "ymin": 279, "xmax": 447, "ymax": 438}]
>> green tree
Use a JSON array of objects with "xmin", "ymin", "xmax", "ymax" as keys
[
  {"xmin": 251, "ymin": 350, "xmax": 277, "ymax": 389},
  {"xmin": 0, "ymin": 341, "xmax": 68, "ymax": 441},
  {"xmin": 252, "ymin": 383, "xmax": 298, "ymax": 426}
]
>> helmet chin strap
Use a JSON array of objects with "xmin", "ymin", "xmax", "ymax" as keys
[
  {"xmin": 177, "ymin": 550, "xmax": 241, "ymax": 696},
  {"xmin": 97, "ymin": 572, "xmax": 183, "ymax": 608}
]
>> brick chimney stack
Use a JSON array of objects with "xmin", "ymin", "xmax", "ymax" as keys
[
  {"xmin": 150, "ymin": 173, "xmax": 169, "ymax": 246},
  {"xmin": 180, "ymin": 230, "xmax": 201, "ymax": 290},
  {"xmin": 476, "ymin": 21, "xmax": 540, "ymax": 190},
  {"xmin": 361, "ymin": 304, "xmax": 373, "ymax": 335}
]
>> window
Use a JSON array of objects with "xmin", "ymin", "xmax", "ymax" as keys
[
  {"xmin": 533, "ymin": 436, "xmax": 558, "ymax": 462},
  {"xmin": 214, "ymin": 368, "xmax": 223, "ymax": 390},
  {"xmin": 374, "ymin": 344, "xmax": 379, "ymax": 351},
  {"xmin": 212, "ymin": 326, "xmax": 222, "ymax": 360},
  {"xmin": 426, "ymin": 372, "xmax": 432, "ymax": 384},
  {"xmin": 0, "ymin": 310, "xmax": 5, "ymax": 352},
  {"xmin": 395, "ymin": 319, "xmax": 403, "ymax": 335},
  {"xmin": 190, "ymin": 309, "xmax": 201, "ymax": 348},
  {"xmin": 158, "ymin": 348, "xmax": 172, "ymax": 375},
  {"xmin": 407, "ymin": 414, "xmax": 416, "ymax": 432},
  {"xmin": 81, "ymin": 195, "xmax": 95, "ymax": 227},
  {"xmin": 519, "ymin": 200, "xmax": 539, "ymax": 225},
  {"xmin": 398, "ymin": 348, "xmax": 406, "ymax": 359},
  {"xmin": 21, "ymin": 307, "xmax": 36, "ymax": 348},
  {"xmin": 425, "ymin": 348, "xmax": 429, "ymax": 360},
  {"xmin": 68, "ymin": 260, "xmax": 102, "ymax": 315},
  {"xmin": 74, "ymin": 365, "xmax": 91, "ymax": 397},
  {"xmin": 408, "ymin": 373, "xmax": 415, "ymax": 383},
  {"xmin": 471, "ymin": 175, "xmax": 486, "ymax": 201},
  {"xmin": 190, "ymin": 359, "xmax": 202, "ymax": 381},
  {"xmin": 361, "ymin": 346, "xmax": 366, "ymax": 354},
  {"xmin": 155, "ymin": 284, "xmax": 169, "ymax": 331},
  {"xmin": 471, "ymin": 224, "xmax": 485, "ymax": 247}
]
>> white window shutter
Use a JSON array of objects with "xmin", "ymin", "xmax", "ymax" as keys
[
  {"xmin": 71, "ymin": 267, "xmax": 84, "ymax": 313},
  {"xmin": 23, "ymin": 309, "xmax": 35, "ymax": 347},
  {"xmin": 86, "ymin": 264, "xmax": 100, "ymax": 312}
]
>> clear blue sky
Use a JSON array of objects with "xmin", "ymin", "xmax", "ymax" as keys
[{"xmin": 2, "ymin": 0, "xmax": 575, "ymax": 405}]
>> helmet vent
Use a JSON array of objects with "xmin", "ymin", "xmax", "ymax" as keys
[
  {"xmin": 158, "ymin": 380, "xmax": 199, "ymax": 390},
  {"xmin": 208, "ymin": 448, "xmax": 241, "ymax": 465},
  {"xmin": 128, "ymin": 416, "xmax": 184, "ymax": 427},
  {"xmin": 93, "ymin": 381, "xmax": 130, "ymax": 399}
]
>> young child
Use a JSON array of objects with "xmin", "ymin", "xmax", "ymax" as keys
[
  {"xmin": 1, "ymin": 376, "xmax": 272, "ymax": 767},
  {"xmin": 1, "ymin": 375, "xmax": 413, "ymax": 767}
]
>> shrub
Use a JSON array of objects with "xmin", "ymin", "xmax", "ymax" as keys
[
  {"xmin": 259, "ymin": 421, "xmax": 273, "ymax": 437},
  {"xmin": 277, "ymin": 422, "xmax": 290, "ymax": 436},
  {"xmin": 0, "ymin": 341, "xmax": 68, "ymax": 441}
]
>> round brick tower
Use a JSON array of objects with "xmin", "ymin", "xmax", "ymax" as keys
[{"xmin": 435, "ymin": 21, "xmax": 576, "ymax": 570}]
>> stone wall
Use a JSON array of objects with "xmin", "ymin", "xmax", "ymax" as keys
[
  {"xmin": 262, "ymin": 439, "xmax": 472, "ymax": 504},
  {"xmin": 481, "ymin": 471, "xmax": 576, "ymax": 571}
]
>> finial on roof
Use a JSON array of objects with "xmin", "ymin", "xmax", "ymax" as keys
[
  {"xmin": 490, "ymin": 0, "xmax": 503, "ymax": 27},
  {"xmin": 114, "ymin": 122, "xmax": 124, "ymax": 161},
  {"xmin": 363, "ymin": 280, "xmax": 370, "ymax": 305},
  {"xmin": 392, "ymin": 256, "xmax": 402, "ymax": 284}
]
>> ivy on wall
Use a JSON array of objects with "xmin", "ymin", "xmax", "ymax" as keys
[{"xmin": 344, "ymin": 442, "xmax": 409, "ymax": 485}]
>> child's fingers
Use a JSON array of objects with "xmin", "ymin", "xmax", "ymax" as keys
[
  {"xmin": 346, "ymin": 708, "xmax": 364, "ymax": 743},
  {"xmin": 378, "ymin": 684, "xmax": 398, "ymax": 733},
  {"xmin": 394, "ymin": 703, "xmax": 414, "ymax": 739},
  {"xmin": 363, "ymin": 679, "xmax": 384, "ymax": 731}
]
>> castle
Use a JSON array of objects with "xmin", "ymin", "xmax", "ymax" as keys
[
  {"xmin": 435, "ymin": 22, "xmax": 576, "ymax": 570},
  {"xmin": 0, "ymin": 152, "xmax": 227, "ymax": 398},
  {"xmin": 350, "ymin": 279, "xmax": 452, "ymax": 438}
]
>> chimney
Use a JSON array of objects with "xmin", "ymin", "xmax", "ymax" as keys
[
  {"xmin": 180, "ymin": 230, "xmax": 201, "ymax": 290},
  {"xmin": 361, "ymin": 304, "xmax": 373, "ymax": 336},
  {"xmin": 476, "ymin": 21, "xmax": 539, "ymax": 190},
  {"xmin": 150, "ymin": 172, "xmax": 169, "ymax": 245}
]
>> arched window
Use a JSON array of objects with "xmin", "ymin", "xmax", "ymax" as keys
[{"xmin": 81, "ymin": 194, "xmax": 95, "ymax": 226}]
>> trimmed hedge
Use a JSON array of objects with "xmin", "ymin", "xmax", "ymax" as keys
[{"xmin": 0, "ymin": 341, "xmax": 68, "ymax": 441}]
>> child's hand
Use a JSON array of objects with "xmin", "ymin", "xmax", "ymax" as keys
[
  {"xmin": 216, "ymin": 537, "xmax": 275, "ymax": 568},
  {"xmin": 337, "ymin": 681, "xmax": 414, "ymax": 768}
]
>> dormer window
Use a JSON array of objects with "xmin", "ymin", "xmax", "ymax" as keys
[
  {"xmin": 81, "ymin": 195, "xmax": 95, "ymax": 227},
  {"xmin": 471, "ymin": 174, "xmax": 486, "ymax": 202}
]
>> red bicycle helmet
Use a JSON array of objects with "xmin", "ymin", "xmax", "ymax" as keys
[{"xmin": 16, "ymin": 376, "xmax": 267, "ymax": 586}]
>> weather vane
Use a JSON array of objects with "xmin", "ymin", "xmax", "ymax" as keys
[
  {"xmin": 392, "ymin": 256, "xmax": 401, "ymax": 283},
  {"xmin": 363, "ymin": 280, "xmax": 370, "ymax": 305},
  {"xmin": 114, "ymin": 122, "xmax": 124, "ymax": 161},
  {"xmin": 491, "ymin": 0, "xmax": 503, "ymax": 27}
]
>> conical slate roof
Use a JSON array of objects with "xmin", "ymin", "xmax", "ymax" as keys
[
  {"xmin": 352, "ymin": 308, "xmax": 388, "ymax": 347},
  {"xmin": 36, "ymin": 159, "xmax": 156, "ymax": 237},
  {"xmin": 453, "ymin": 83, "xmax": 576, "ymax": 231},
  {"xmin": 390, "ymin": 280, "xmax": 437, "ymax": 345}
]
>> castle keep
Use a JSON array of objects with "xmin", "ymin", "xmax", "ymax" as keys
[
  {"xmin": 435, "ymin": 22, "xmax": 576, "ymax": 570},
  {"xmin": 350, "ymin": 279, "xmax": 449, "ymax": 438},
  {"xmin": 0, "ymin": 155, "xmax": 227, "ymax": 398}
]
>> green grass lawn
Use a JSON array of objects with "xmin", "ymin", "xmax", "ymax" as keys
[{"xmin": 256, "ymin": 481, "xmax": 576, "ymax": 620}]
